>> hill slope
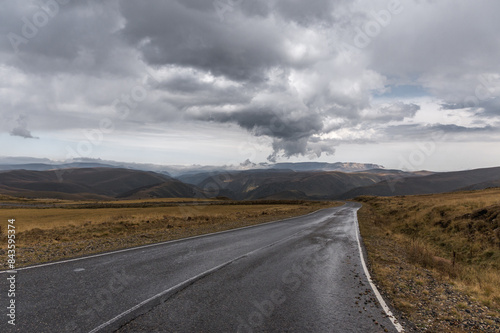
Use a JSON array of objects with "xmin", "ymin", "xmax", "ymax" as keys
[
  {"xmin": 195, "ymin": 169, "xmax": 417, "ymax": 200},
  {"xmin": 0, "ymin": 168, "xmax": 202, "ymax": 199},
  {"xmin": 341, "ymin": 166, "xmax": 500, "ymax": 198},
  {"xmin": 1, "ymin": 165, "xmax": 498, "ymax": 201}
]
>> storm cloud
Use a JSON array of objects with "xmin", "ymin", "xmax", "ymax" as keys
[
  {"xmin": 0, "ymin": 0, "xmax": 499, "ymax": 168},
  {"xmin": 9, "ymin": 115, "xmax": 38, "ymax": 139}
]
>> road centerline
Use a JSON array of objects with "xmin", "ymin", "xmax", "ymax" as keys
[{"xmin": 88, "ymin": 218, "xmax": 326, "ymax": 333}]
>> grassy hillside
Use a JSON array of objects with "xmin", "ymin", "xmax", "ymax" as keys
[
  {"xmin": 0, "ymin": 168, "xmax": 203, "ymax": 199},
  {"xmin": 343, "ymin": 166, "xmax": 500, "ymax": 198},
  {"xmin": 196, "ymin": 169, "xmax": 413, "ymax": 200},
  {"xmin": 355, "ymin": 188, "xmax": 500, "ymax": 332},
  {"xmin": 2, "ymin": 166, "xmax": 499, "ymax": 202}
]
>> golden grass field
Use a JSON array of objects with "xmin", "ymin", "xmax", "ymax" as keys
[
  {"xmin": 1, "ymin": 204, "xmax": 296, "ymax": 232},
  {"xmin": 0, "ymin": 194, "xmax": 217, "ymax": 206},
  {"xmin": 0, "ymin": 197, "xmax": 340, "ymax": 268},
  {"xmin": 355, "ymin": 187, "xmax": 500, "ymax": 331}
]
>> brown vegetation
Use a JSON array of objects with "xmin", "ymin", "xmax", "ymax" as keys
[
  {"xmin": 355, "ymin": 187, "xmax": 500, "ymax": 332},
  {"xmin": 0, "ymin": 199, "xmax": 339, "ymax": 268}
]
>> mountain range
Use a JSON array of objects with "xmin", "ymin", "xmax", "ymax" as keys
[
  {"xmin": 0, "ymin": 158, "xmax": 383, "ymax": 177},
  {"xmin": 0, "ymin": 161, "xmax": 498, "ymax": 201}
]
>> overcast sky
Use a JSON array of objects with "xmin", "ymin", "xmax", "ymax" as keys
[{"xmin": 1, "ymin": 0, "xmax": 499, "ymax": 171}]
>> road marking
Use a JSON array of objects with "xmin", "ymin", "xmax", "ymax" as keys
[
  {"xmin": 73, "ymin": 268, "xmax": 85, "ymax": 272},
  {"xmin": 87, "ymin": 218, "xmax": 328, "ymax": 333},
  {"xmin": 87, "ymin": 260, "xmax": 234, "ymax": 333},
  {"xmin": 353, "ymin": 207, "xmax": 405, "ymax": 332},
  {"xmin": 0, "ymin": 207, "xmax": 336, "ymax": 274}
]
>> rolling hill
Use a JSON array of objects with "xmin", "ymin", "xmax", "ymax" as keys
[
  {"xmin": 194, "ymin": 169, "xmax": 421, "ymax": 200},
  {"xmin": 0, "ymin": 165, "xmax": 498, "ymax": 201},
  {"xmin": 340, "ymin": 166, "xmax": 500, "ymax": 198},
  {"xmin": 0, "ymin": 168, "xmax": 202, "ymax": 200}
]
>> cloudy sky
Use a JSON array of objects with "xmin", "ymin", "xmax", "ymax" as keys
[{"xmin": 1, "ymin": 0, "xmax": 499, "ymax": 171}]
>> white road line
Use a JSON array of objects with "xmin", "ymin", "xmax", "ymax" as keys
[
  {"xmin": 352, "ymin": 207, "xmax": 405, "ymax": 332},
  {"xmin": 88, "ymin": 260, "xmax": 233, "ymax": 333},
  {"xmin": 0, "ymin": 207, "xmax": 338, "ymax": 274},
  {"xmin": 87, "ymin": 218, "xmax": 328, "ymax": 333}
]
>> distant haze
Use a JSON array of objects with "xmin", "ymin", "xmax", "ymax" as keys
[{"xmin": 1, "ymin": 1, "xmax": 499, "ymax": 171}]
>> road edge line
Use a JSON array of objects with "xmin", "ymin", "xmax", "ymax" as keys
[
  {"xmin": 353, "ymin": 206, "xmax": 405, "ymax": 333},
  {"xmin": 0, "ymin": 204, "xmax": 344, "ymax": 274},
  {"xmin": 87, "ymin": 219, "xmax": 323, "ymax": 333}
]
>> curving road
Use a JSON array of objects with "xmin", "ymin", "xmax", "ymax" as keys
[{"xmin": 0, "ymin": 202, "xmax": 404, "ymax": 332}]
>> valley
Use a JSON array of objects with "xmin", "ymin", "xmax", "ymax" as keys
[{"xmin": 0, "ymin": 163, "xmax": 499, "ymax": 202}]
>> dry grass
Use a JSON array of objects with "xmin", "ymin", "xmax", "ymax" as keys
[
  {"xmin": 0, "ymin": 204, "xmax": 310, "ymax": 232},
  {"xmin": 0, "ymin": 194, "xmax": 220, "ymax": 206},
  {"xmin": 355, "ymin": 187, "xmax": 500, "ymax": 331},
  {"xmin": 0, "ymin": 199, "xmax": 340, "ymax": 267}
]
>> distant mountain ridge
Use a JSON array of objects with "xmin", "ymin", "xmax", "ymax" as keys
[
  {"xmin": 0, "ymin": 163, "xmax": 498, "ymax": 201},
  {"xmin": 0, "ymin": 162, "xmax": 117, "ymax": 172},
  {"xmin": 270, "ymin": 162, "xmax": 384, "ymax": 172},
  {"xmin": 0, "ymin": 160, "xmax": 383, "ymax": 177}
]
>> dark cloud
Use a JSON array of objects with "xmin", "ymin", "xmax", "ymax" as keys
[
  {"xmin": 10, "ymin": 115, "xmax": 38, "ymax": 139},
  {"xmin": 213, "ymin": 107, "xmax": 323, "ymax": 140},
  {"xmin": 10, "ymin": 126, "xmax": 36, "ymax": 139},
  {"xmin": 435, "ymin": 124, "xmax": 496, "ymax": 133},
  {"xmin": 0, "ymin": 0, "xmax": 498, "ymax": 165},
  {"xmin": 269, "ymin": 136, "xmax": 336, "ymax": 162},
  {"xmin": 113, "ymin": 0, "xmax": 373, "ymax": 158},
  {"xmin": 273, "ymin": 0, "xmax": 337, "ymax": 26},
  {"xmin": 440, "ymin": 97, "xmax": 500, "ymax": 119},
  {"xmin": 158, "ymin": 72, "xmax": 252, "ymax": 108},
  {"xmin": 119, "ymin": 1, "xmax": 290, "ymax": 82},
  {"xmin": 440, "ymin": 103, "xmax": 465, "ymax": 110},
  {"xmin": 196, "ymin": 102, "xmax": 328, "ymax": 161},
  {"xmin": 0, "ymin": 0, "xmax": 133, "ymax": 76},
  {"xmin": 475, "ymin": 98, "xmax": 500, "ymax": 117}
]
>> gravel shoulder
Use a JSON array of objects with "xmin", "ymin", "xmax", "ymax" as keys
[{"xmin": 356, "ymin": 203, "xmax": 500, "ymax": 332}]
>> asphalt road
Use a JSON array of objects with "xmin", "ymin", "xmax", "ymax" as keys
[{"xmin": 0, "ymin": 202, "xmax": 404, "ymax": 332}]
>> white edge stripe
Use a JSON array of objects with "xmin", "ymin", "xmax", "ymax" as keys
[
  {"xmin": 0, "ymin": 206, "xmax": 338, "ymax": 274},
  {"xmin": 87, "ymin": 219, "xmax": 324, "ymax": 333},
  {"xmin": 353, "ymin": 208, "xmax": 405, "ymax": 332}
]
